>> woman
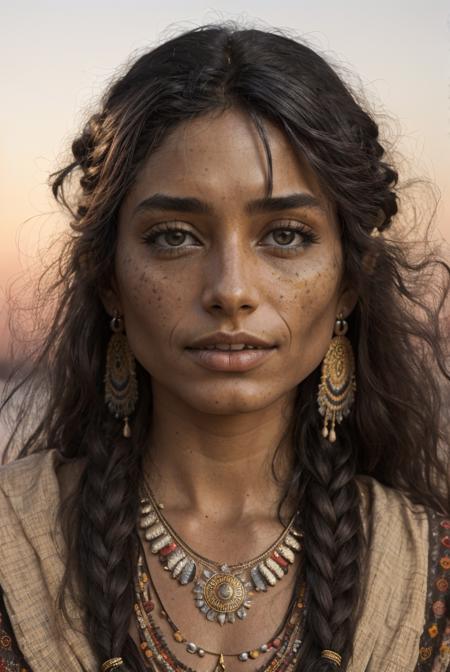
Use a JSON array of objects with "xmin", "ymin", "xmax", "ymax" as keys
[{"xmin": 0, "ymin": 22, "xmax": 449, "ymax": 672}]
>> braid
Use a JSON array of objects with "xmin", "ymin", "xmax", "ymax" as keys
[
  {"xmin": 77, "ymin": 432, "xmax": 142, "ymax": 670},
  {"xmin": 51, "ymin": 110, "xmax": 114, "ymax": 221},
  {"xmin": 290, "ymin": 375, "xmax": 366, "ymax": 671}
]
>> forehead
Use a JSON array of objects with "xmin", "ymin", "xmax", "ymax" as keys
[{"xmin": 121, "ymin": 106, "xmax": 335, "ymax": 222}]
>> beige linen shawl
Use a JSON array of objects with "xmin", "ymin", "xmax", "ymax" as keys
[{"xmin": 0, "ymin": 449, "xmax": 430, "ymax": 672}]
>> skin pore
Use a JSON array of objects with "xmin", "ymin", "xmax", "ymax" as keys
[{"xmin": 101, "ymin": 106, "xmax": 358, "ymax": 669}]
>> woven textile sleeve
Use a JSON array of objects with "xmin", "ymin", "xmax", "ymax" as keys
[
  {"xmin": 0, "ymin": 587, "xmax": 32, "ymax": 672},
  {"xmin": 414, "ymin": 509, "xmax": 450, "ymax": 672}
]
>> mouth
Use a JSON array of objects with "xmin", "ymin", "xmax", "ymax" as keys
[
  {"xmin": 185, "ymin": 344, "xmax": 277, "ymax": 372},
  {"xmin": 187, "ymin": 344, "xmax": 270, "ymax": 351}
]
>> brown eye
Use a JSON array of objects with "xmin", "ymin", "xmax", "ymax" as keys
[
  {"xmin": 164, "ymin": 230, "xmax": 187, "ymax": 246},
  {"xmin": 259, "ymin": 223, "xmax": 320, "ymax": 255},
  {"xmin": 271, "ymin": 230, "xmax": 297, "ymax": 246}
]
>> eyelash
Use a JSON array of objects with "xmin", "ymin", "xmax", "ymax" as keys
[{"xmin": 141, "ymin": 222, "xmax": 320, "ymax": 257}]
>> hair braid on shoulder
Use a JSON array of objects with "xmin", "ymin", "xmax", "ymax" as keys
[
  {"xmin": 293, "ymin": 388, "xmax": 366, "ymax": 671},
  {"xmin": 78, "ymin": 431, "xmax": 142, "ymax": 670}
]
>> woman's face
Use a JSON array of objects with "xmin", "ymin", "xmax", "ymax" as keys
[{"xmin": 107, "ymin": 107, "xmax": 357, "ymax": 416}]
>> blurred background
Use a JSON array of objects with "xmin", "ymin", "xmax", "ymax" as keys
[{"xmin": 1, "ymin": 1, "xmax": 449, "ymax": 398}]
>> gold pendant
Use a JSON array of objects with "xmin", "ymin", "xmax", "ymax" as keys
[
  {"xmin": 194, "ymin": 565, "xmax": 253, "ymax": 625},
  {"xmin": 213, "ymin": 653, "xmax": 226, "ymax": 672}
]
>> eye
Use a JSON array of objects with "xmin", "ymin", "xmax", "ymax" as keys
[
  {"xmin": 141, "ymin": 224, "xmax": 201, "ymax": 254},
  {"xmin": 261, "ymin": 222, "xmax": 320, "ymax": 251},
  {"xmin": 141, "ymin": 220, "xmax": 320, "ymax": 257}
]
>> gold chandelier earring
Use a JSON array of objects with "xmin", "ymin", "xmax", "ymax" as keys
[
  {"xmin": 317, "ymin": 312, "xmax": 356, "ymax": 443},
  {"xmin": 104, "ymin": 310, "xmax": 138, "ymax": 438}
]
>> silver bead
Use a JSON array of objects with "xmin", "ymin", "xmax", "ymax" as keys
[
  {"xmin": 140, "ymin": 512, "xmax": 158, "ymax": 528},
  {"xmin": 258, "ymin": 563, "xmax": 277, "ymax": 586},
  {"xmin": 217, "ymin": 613, "xmax": 226, "ymax": 626},
  {"xmin": 277, "ymin": 544, "xmax": 295, "ymax": 563},
  {"xmin": 260, "ymin": 644, "xmax": 268, "ymax": 653},
  {"xmin": 284, "ymin": 533, "xmax": 301, "ymax": 551},
  {"xmin": 265, "ymin": 558, "xmax": 284, "ymax": 579},
  {"xmin": 179, "ymin": 559, "xmax": 196, "ymax": 585},
  {"xmin": 206, "ymin": 609, "xmax": 217, "ymax": 621},
  {"xmin": 198, "ymin": 649, "xmax": 205, "ymax": 657},
  {"xmin": 172, "ymin": 557, "xmax": 188, "ymax": 578},
  {"xmin": 186, "ymin": 643, "xmax": 197, "ymax": 654},
  {"xmin": 166, "ymin": 549, "xmax": 186, "ymax": 570},
  {"xmin": 239, "ymin": 652, "xmax": 249, "ymax": 661},
  {"xmin": 150, "ymin": 534, "xmax": 172, "ymax": 553},
  {"xmin": 144, "ymin": 523, "xmax": 165, "ymax": 541},
  {"xmin": 250, "ymin": 566, "xmax": 267, "ymax": 592}
]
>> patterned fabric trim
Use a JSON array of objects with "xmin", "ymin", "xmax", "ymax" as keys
[
  {"xmin": 0, "ymin": 589, "xmax": 31, "ymax": 672},
  {"xmin": 415, "ymin": 508, "xmax": 450, "ymax": 671}
]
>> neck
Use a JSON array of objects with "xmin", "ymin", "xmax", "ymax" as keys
[{"xmin": 143, "ymin": 384, "xmax": 297, "ymax": 526}]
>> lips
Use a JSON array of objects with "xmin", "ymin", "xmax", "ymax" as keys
[
  {"xmin": 187, "ymin": 331, "xmax": 276, "ymax": 350},
  {"xmin": 186, "ymin": 345, "xmax": 276, "ymax": 373},
  {"xmin": 190, "ymin": 343, "xmax": 265, "ymax": 351}
]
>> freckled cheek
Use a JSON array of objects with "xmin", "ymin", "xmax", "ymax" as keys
[
  {"xmin": 281, "ymin": 266, "xmax": 341, "ymax": 352},
  {"xmin": 116, "ymin": 258, "xmax": 181, "ymax": 347}
]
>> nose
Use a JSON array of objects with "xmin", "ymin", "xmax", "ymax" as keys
[{"xmin": 201, "ymin": 235, "xmax": 260, "ymax": 318}]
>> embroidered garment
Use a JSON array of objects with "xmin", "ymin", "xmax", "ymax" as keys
[{"xmin": 0, "ymin": 450, "xmax": 448, "ymax": 672}]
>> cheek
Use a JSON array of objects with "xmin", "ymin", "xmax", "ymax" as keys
[
  {"xmin": 280, "ymin": 261, "xmax": 342, "ymax": 369},
  {"xmin": 115, "ymin": 252, "xmax": 186, "ymax": 355}
]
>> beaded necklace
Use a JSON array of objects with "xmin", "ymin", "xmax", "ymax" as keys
[
  {"xmin": 139, "ymin": 489, "xmax": 303, "ymax": 627},
  {"xmin": 133, "ymin": 541, "xmax": 308, "ymax": 672}
]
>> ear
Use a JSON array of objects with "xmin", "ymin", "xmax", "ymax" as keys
[
  {"xmin": 98, "ymin": 275, "xmax": 123, "ymax": 318},
  {"xmin": 337, "ymin": 284, "xmax": 359, "ymax": 320}
]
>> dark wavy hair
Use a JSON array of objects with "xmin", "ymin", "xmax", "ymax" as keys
[{"xmin": 1, "ymin": 22, "xmax": 449, "ymax": 672}]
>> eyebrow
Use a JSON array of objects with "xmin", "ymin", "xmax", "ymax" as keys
[{"xmin": 132, "ymin": 192, "xmax": 326, "ymax": 217}]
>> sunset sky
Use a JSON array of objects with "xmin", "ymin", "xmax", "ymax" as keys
[{"xmin": 1, "ymin": 1, "xmax": 449, "ymax": 362}]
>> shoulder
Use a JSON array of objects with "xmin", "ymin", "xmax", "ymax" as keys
[
  {"xmin": 0, "ymin": 449, "xmax": 58, "ymax": 494},
  {"xmin": 355, "ymin": 473, "xmax": 429, "ymax": 544},
  {"xmin": 0, "ymin": 449, "xmax": 86, "ymax": 520},
  {"xmin": 355, "ymin": 474, "xmax": 450, "ymax": 670}
]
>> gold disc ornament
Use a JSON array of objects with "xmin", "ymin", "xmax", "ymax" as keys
[
  {"xmin": 193, "ymin": 565, "xmax": 253, "ymax": 625},
  {"xmin": 317, "ymin": 330, "xmax": 356, "ymax": 443}
]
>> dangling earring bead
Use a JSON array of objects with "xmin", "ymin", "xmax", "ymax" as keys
[
  {"xmin": 317, "ymin": 313, "xmax": 356, "ymax": 443},
  {"xmin": 104, "ymin": 310, "xmax": 138, "ymax": 438}
]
